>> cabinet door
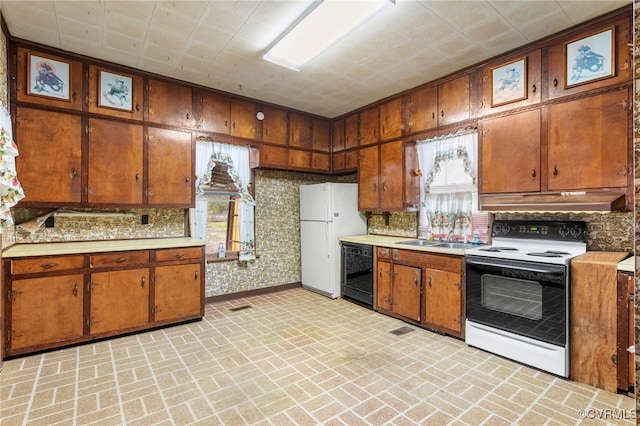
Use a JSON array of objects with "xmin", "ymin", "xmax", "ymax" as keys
[
  {"xmin": 345, "ymin": 113, "xmax": 359, "ymax": 149},
  {"xmin": 262, "ymin": 106, "xmax": 288, "ymax": 145},
  {"xmin": 289, "ymin": 149, "xmax": 311, "ymax": 169},
  {"xmin": 311, "ymin": 153, "xmax": 330, "ymax": 172},
  {"xmin": 392, "ymin": 264, "xmax": 421, "ymax": 322},
  {"xmin": 312, "ymin": 118, "xmax": 331, "ymax": 152},
  {"xmin": 89, "ymin": 65, "xmax": 144, "ymax": 120},
  {"xmin": 148, "ymin": 79, "xmax": 193, "ymax": 128},
  {"xmin": 406, "ymin": 85, "xmax": 438, "ymax": 133},
  {"xmin": 345, "ymin": 150, "xmax": 358, "ymax": 170},
  {"xmin": 548, "ymin": 18, "xmax": 631, "ymax": 100},
  {"xmin": 359, "ymin": 107, "xmax": 379, "ymax": 146},
  {"xmin": 16, "ymin": 47, "xmax": 83, "ymax": 111},
  {"xmin": 547, "ymin": 90, "xmax": 629, "ymax": 191},
  {"xmin": 376, "ymin": 260, "xmax": 393, "ymax": 312},
  {"xmin": 230, "ymin": 99, "xmax": 257, "ymax": 139},
  {"xmin": 148, "ymin": 127, "xmax": 193, "ymax": 206},
  {"xmin": 260, "ymin": 145, "xmax": 288, "ymax": 168},
  {"xmin": 89, "ymin": 269, "xmax": 149, "ymax": 334},
  {"xmin": 480, "ymin": 109, "xmax": 541, "ymax": 194},
  {"xmin": 380, "ymin": 140, "xmax": 404, "ymax": 211},
  {"xmin": 404, "ymin": 141, "xmax": 420, "ymax": 209},
  {"xmin": 290, "ymin": 112, "xmax": 312, "ymax": 148},
  {"xmin": 332, "ymin": 152, "xmax": 345, "ymax": 172},
  {"xmin": 154, "ymin": 263, "xmax": 203, "ymax": 322},
  {"xmin": 423, "ymin": 269, "xmax": 462, "ymax": 334},
  {"xmin": 332, "ymin": 118, "xmax": 345, "ymax": 151},
  {"xmin": 9, "ymin": 275, "xmax": 84, "ymax": 350},
  {"xmin": 438, "ymin": 75, "xmax": 470, "ymax": 126},
  {"xmin": 380, "ymin": 98, "xmax": 403, "ymax": 140},
  {"xmin": 87, "ymin": 119, "xmax": 143, "ymax": 204},
  {"xmin": 15, "ymin": 107, "xmax": 82, "ymax": 204},
  {"xmin": 201, "ymin": 91, "xmax": 231, "ymax": 134},
  {"xmin": 358, "ymin": 145, "xmax": 379, "ymax": 211}
]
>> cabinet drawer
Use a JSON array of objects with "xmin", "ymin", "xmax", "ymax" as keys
[
  {"xmin": 11, "ymin": 255, "xmax": 85, "ymax": 275},
  {"xmin": 90, "ymin": 251, "xmax": 149, "ymax": 268},
  {"xmin": 155, "ymin": 247, "xmax": 203, "ymax": 262},
  {"xmin": 377, "ymin": 247, "xmax": 391, "ymax": 259}
]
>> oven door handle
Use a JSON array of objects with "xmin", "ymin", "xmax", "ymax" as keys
[{"xmin": 465, "ymin": 259, "xmax": 564, "ymax": 275}]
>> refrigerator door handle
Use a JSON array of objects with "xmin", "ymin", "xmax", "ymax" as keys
[{"xmin": 325, "ymin": 223, "xmax": 330, "ymax": 258}]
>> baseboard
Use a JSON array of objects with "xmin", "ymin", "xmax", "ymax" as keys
[{"xmin": 204, "ymin": 282, "xmax": 302, "ymax": 304}]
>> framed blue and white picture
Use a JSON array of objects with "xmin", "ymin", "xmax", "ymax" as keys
[
  {"xmin": 565, "ymin": 27, "xmax": 614, "ymax": 88},
  {"xmin": 490, "ymin": 57, "xmax": 527, "ymax": 107},
  {"xmin": 28, "ymin": 54, "xmax": 70, "ymax": 100},
  {"xmin": 99, "ymin": 70, "xmax": 133, "ymax": 111}
]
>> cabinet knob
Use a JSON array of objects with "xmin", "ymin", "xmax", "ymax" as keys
[
  {"xmin": 428, "ymin": 277, "xmax": 432, "ymax": 288},
  {"xmin": 185, "ymin": 176, "xmax": 190, "ymax": 183},
  {"xmin": 531, "ymin": 169, "xmax": 536, "ymax": 178},
  {"xmin": 70, "ymin": 167, "xmax": 78, "ymax": 179},
  {"xmin": 552, "ymin": 165, "xmax": 558, "ymax": 177},
  {"xmin": 553, "ymin": 78, "xmax": 558, "ymax": 87},
  {"xmin": 73, "ymin": 283, "xmax": 79, "ymax": 297},
  {"xmin": 135, "ymin": 103, "xmax": 140, "ymax": 112},
  {"xmin": 194, "ymin": 270, "xmax": 199, "ymax": 280},
  {"xmin": 532, "ymin": 84, "xmax": 537, "ymax": 93},
  {"xmin": 141, "ymin": 276, "xmax": 146, "ymax": 287},
  {"xmin": 135, "ymin": 172, "xmax": 140, "ymax": 181},
  {"xmin": 432, "ymin": 112, "xmax": 435, "ymax": 120},
  {"xmin": 441, "ymin": 110, "xmax": 444, "ymax": 117}
]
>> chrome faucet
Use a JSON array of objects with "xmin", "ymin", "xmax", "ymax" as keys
[{"xmin": 447, "ymin": 229, "xmax": 455, "ymax": 243}]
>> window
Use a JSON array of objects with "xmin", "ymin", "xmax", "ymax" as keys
[
  {"xmin": 417, "ymin": 132, "xmax": 489, "ymax": 242},
  {"xmin": 190, "ymin": 141, "xmax": 256, "ymax": 261}
]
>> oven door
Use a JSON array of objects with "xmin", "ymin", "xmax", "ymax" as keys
[{"xmin": 465, "ymin": 256, "xmax": 568, "ymax": 347}]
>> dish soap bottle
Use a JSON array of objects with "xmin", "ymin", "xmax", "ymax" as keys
[{"xmin": 217, "ymin": 242, "xmax": 226, "ymax": 259}]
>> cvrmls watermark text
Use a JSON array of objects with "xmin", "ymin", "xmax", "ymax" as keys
[{"xmin": 578, "ymin": 408, "xmax": 636, "ymax": 420}]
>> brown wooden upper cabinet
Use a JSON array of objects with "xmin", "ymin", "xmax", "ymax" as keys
[
  {"xmin": 358, "ymin": 140, "xmax": 404, "ymax": 211},
  {"xmin": 332, "ymin": 118, "xmax": 346, "ymax": 152},
  {"xmin": 147, "ymin": 127, "xmax": 194, "ymax": 207},
  {"xmin": 87, "ymin": 118, "xmax": 144, "ymax": 205},
  {"xmin": 312, "ymin": 118, "xmax": 331, "ymax": 152},
  {"xmin": 546, "ymin": 89, "xmax": 629, "ymax": 191},
  {"xmin": 15, "ymin": 47, "xmax": 83, "ymax": 111},
  {"xmin": 379, "ymin": 98, "xmax": 403, "ymax": 140},
  {"xmin": 358, "ymin": 107, "xmax": 379, "ymax": 146},
  {"xmin": 230, "ymin": 99, "xmax": 257, "ymax": 139},
  {"xmin": 147, "ymin": 79, "xmax": 193, "ymax": 128},
  {"xmin": 15, "ymin": 107, "xmax": 82, "ymax": 204},
  {"xmin": 481, "ymin": 50, "xmax": 541, "ymax": 115},
  {"xmin": 345, "ymin": 113, "xmax": 359, "ymax": 149},
  {"xmin": 404, "ymin": 85, "xmax": 438, "ymax": 134},
  {"xmin": 261, "ymin": 106, "xmax": 288, "ymax": 145},
  {"xmin": 289, "ymin": 112, "xmax": 312, "ymax": 148},
  {"xmin": 201, "ymin": 91, "xmax": 231, "ymax": 134},
  {"xmin": 438, "ymin": 74, "xmax": 471, "ymax": 126},
  {"xmin": 479, "ymin": 109, "xmax": 541, "ymax": 194},
  {"xmin": 547, "ymin": 17, "xmax": 631, "ymax": 100},
  {"xmin": 88, "ymin": 65, "xmax": 144, "ymax": 121}
]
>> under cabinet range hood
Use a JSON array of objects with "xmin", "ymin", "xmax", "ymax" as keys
[{"xmin": 479, "ymin": 191, "xmax": 627, "ymax": 212}]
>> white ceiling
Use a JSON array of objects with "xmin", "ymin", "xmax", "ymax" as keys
[{"xmin": 0, "ymin": 0, "xmax": 631, "ymax": 118}]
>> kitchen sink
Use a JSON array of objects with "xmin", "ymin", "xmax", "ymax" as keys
[
  {"xmin": 397, "ymin": 240, "xmax": 476, "ymax": 250},
  {"xmin": 397, "ymin": 240, "xmax": 440, "ymax": 247}
]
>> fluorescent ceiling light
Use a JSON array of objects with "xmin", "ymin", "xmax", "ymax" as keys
[{"xmin": 264, "ymin": 0, "xmax": 394, "ymax": 71}]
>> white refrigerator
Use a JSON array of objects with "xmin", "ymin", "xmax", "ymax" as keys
[{"xmin": 299, "ymin": 183, "xmax": 367, "ymax": 298}]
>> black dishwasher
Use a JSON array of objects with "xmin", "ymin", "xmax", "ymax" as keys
[{"xmin": 341, "ymin": 242, "xmax": 373, "ymax": 308}]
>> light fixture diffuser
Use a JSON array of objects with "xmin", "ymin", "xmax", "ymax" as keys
[{"xmin": 264, "ymin": 0, "xmax": 394, "ymax": 71}]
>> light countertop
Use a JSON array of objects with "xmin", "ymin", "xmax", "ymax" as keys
[
  {"xmin": 3, "ymin": 237, "xmax": 205, "ymax": 258},
  {"xmin": 339, "ymin": 234, "xmax": 469, "ymax": 255},
  {"xmin": 618, "ymin": 256, "xmax": 635, "ymax": 272}
]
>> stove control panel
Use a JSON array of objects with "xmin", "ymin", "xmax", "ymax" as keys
[{"xmin": 491, "ymin": 220, "xmax": 586, "ymax": 242}]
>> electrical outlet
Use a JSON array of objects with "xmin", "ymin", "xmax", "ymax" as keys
[
  {"xmin": 45, "ymin": 216, "xmax": 55, "ymax": 228},
  {"xmin": 141, "ymin": 214, "xmax": 149, "ymax": 225}
]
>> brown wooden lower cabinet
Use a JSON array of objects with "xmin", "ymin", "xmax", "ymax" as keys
[
  {"xmin": 374, "ymin": 247, "xmax": 464, "ymax": 338},
  {"xmin": 3, "ymin": 245, "xmax": 204, "ymax": 358},
  {"xmin": 617, "ymin": 270, "xmax": 635, "ymax": 393}
]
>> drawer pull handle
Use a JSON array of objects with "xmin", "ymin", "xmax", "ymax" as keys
[
  {"xmin": 174, "ymin": 253, "xmax": 185, "ymax": 259},
  {"xmin": 73, "ymin": 283, "xmax": 79, "ymax": 297},
  {"xmin": 532, "ymin": 84, "xmax": 536, "ymax": 93},
  {"xmin": 531, "ymin": 169, "xmax": 536, "ymax": 178},
  {"xmin": 40, "ymin": 262, "xmax": 59, "ymax": 270},
  {"xmin": 553, "ymin": 78, "xmax": 558, "ymax": 87},
  {"xmin": 116, "ymin": 257, "xmax": 128, "ymax": 263},
  {"xmin": 141, "ymin": 276, "xmax": 146, "ymax": 287},
  {"xmin": 194, "ymin": 270, "xmax": 198, "ymax": 280},
  {"xmin": 428, "ymin": 277, "xmax": 432, "ymax": 288}
]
